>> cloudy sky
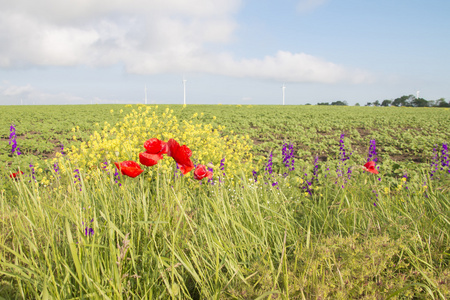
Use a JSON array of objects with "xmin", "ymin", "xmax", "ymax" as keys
[{"xmin": 0, "ymin": 0, "xmax": 449, "ymax": 105}]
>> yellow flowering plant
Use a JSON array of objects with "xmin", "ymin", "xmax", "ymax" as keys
[{"xmin": 62, "ymin": 105, "xmax": 254, "ymax": 182}]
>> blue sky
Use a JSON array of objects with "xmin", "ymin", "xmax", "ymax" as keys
[{"xmin": 0, "ymin": 0, "xmax": 449, "ymax": 105}]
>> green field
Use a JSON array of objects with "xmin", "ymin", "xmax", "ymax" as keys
[
  {"xmin": 1, "ymin": 104, "xmax": 449, "ymax": 163},
  {"xmin": 0, "ymin": 104, "xmax": 449, "ymax": 299}
]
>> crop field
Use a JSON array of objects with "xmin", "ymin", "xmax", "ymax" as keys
[
  {"xmin": 0, "ymin": 104, "xmax": 449, "ymax": 299},
  {"xmin": 1, "ymin": 104, "xmax": 449, "ymax": 164}
]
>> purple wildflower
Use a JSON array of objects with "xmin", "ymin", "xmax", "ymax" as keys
[
  {"xmin": 339, "ymin": 133, "xmax": 346, "ymax": 161},
  {"xmin": 9, "ymin": 124, "xmax": 21, "ymax": 155},
  {"xmin": 282, "ymin": 142, "xmax": 295, "ymax": 172},
  {"xmin": 74, "ymin": 169, "xmax": 82, "ymax": 191},
  {"xmin": 441, "ymin": 143, "xmax": 449, "ymax": 170},
  {"xmin": 367, "ymin": 139, "xmax": 377, "ymax": 163},
  {"xmin": 312, "ymin": 155, "xmax": 319, "ymax": 182},
  {"xmin": 219, "ymin": 157, "xmax": 225, "ymax": 183},
  {"xmin": 84, "ymin": 218, "xmax": 94, "ymax": 236},
  {"xmin": 114, "ymin": 168, "xmax": 122, "ymax": 186},
  {"xmin": 336, "ymin": 134, "xmax": 353, "ymax": 187},
  {"xmin": 207, "ymin": 163, "xmax": 215, "ymax": 185},
  {"xmin": 252, "ymin": 169, "xmax": 258, "ymax": 182},
  {"xmin": 264, "ymin": 152, "xmax": 278, "ymax": 188},
  {"xmin": 29, "ymin": 163, "xmax": 36, "ymax": 182},
  {"xmin": 53, "ymin": 162, "xmax": 59, "ymax": 175},
  {"xmin": 265, "ymin": 152, "xmax": 273, "ymax": 175}
]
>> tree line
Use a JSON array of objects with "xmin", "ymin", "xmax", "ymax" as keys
[{"xmin": 316, "ymin": 95, "xmax": 449, "ymax": 107}]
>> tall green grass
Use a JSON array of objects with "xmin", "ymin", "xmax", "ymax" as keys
[{"xmin": 1, "ymin": 158, "xmax": 449, "ymax": 299}]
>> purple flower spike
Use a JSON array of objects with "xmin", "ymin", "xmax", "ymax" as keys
[
  {"xmin": 9, "ymin": 124, "xmax": 21, "ymax": 155},
  {"xmin": 85, "ymin": 227, "xmax": 94, "ymax": 236},
  {"xmin": 282, "ymin": 142, "xmax": 295, "ymax": 172},
  {"xmin": 441, "ymin": 143, "xmax": 448, "ymax": 170},
  {"xmin": 265, "ymin": 152, "xmax": 273, "ymax": 175},
  {"xmin": 252, "ymin": 169, "xmax": 258, "ymax": 182},
  {"xmin": 367, "ymin": 139, "xmax": 377, "ymax": 163}
]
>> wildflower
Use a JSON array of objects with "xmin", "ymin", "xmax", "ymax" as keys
[
  {"xmin": 114, "ymin": 168, "xmax": 122, "ymax": 186},
  {"xmin": 252, "ymin": 170, "xmax": 258, "ymax": 182},
  {"xmin": 114, "ymin": 161, "xmax": 144, "ymax": 178},
  {"xmin": 143, "ymin": 138, "xmax": 168, "ymax": 157},
  {"xmin": 84, "ymin": 218, "xmax": 94, "ymax": 236},
  {"xmin": 207, "ymin": 163, "xmax": 215, "ymax": 184},
  {"xmin": 339, "ymin": 133, "xmax": 347, "ymax": 161},
  {"xmin": 312, "ymin": 155, "xmax": 319, "ymax": 182},
  {"xmin": 28, "ymin": 163, "xmax": 37, "ymax": 182},
  {"xmin": 440, "ymin": 143, "xmax": 449, "ymax": 170},
  {"xmin": 367, "ymin": 139, "xmax": 377, "ymax": 162},
  {"xmin": 9, "ymin": 170, "xmax": 23, "ymax": 178},
  {"xmin": 363, "ymin": 161, "xmax": 379, "ymax": 174},
  {"xmin": 139, "ymin": 152, "xmax": 159, "ymax": 167},
  {"xmin": 166, "ymin": 139, "xmax": 194, "ymax": 175},
  {"xmin": 74, "ymin": 169, "xmax": 82, "ymax": 191},
  {"xmin": 53, "ymin": 162, "xmax": 59, "ymax": 174},
  {"xmin": 193, "ymin": 164, "xmax": 213, "ymax": 180},
  {"xmin": 402, "ymin": 173, "xmax": 409, "ymax": 190},
  {"xmin": 282, "ymin": 142, "xmax": 295, "ymax": 172},
  {"xmin": 219, "ymin": 157, "xmax": 225, "ymax": 176},
  {"xmin": 9, "ymin": 124, "xmax": 21, "ymax": 155},
  {"xmin": 265, "ymin": 152, "xmax": 273, "ymax": 175}
]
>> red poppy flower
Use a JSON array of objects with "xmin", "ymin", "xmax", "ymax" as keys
[
  {"xmin": 193, "ymin": 164, "xmax": 213, "ymax": 180},
  {"xmin": 363, "ymin": 161, "xmax": 379, "ymax": 174},
  {"xmin": 166, "ymin": 138, "xmax": 194, "ymax": 175},
  {"xmin": 9, "ymin": 170, "xmax": 24, "ymax": 178},
  {"xmin": 140, "ymin": 138, "xmax": 168, "ymax": 166},
  {"xmin": 114, "ymin": 161, "xmax": 143, "ymax": 178},
  {"xmin": 143, "ymin": 138, "xmax": 168, "ymax": 155},
  {"xmin": 139, "ymin": 152, "xmax": 160, "ymax": 166}
]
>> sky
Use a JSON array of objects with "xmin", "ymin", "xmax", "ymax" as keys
[{"xmin": 0, "ymin": 0, "xmax": 449, "ymax": 106}]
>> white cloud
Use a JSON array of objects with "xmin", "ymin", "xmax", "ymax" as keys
[
  {"xmin": 215, "ymin": 51, "xmax": 372, "ymax": 84},
  {"xmin": 0, "ymin": 0, "xmax": 371, "ymax": 84},
  {"xmin": 0, "ymin": 82, "xmax": 88, "ymax": 104},
  {"xmin": 2, "ymin": 83, "xmax": 33, "ymax": 96},
  {"xmin": 296, "ymin": 0, "xmax": 329, "ymax": 14}
]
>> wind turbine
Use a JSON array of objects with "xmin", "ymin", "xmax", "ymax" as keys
[
  {"xmin": 416, "ymin": 90, "xmax": 420, "ymax": 99},
  {"xmin": 145, "ymin": 85, "xmax": 148, "ymax": 105},
  {"xmin": 182, "ymin": 76, "xmax": 187, "ymax": 105},
  {"xmin": 282, "ymin": 83, "xmax": 286, "ymax": 105}
]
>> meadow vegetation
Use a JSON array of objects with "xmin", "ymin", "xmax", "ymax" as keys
[{"xmin": 0, "ymin": 104, "xmax": 449, "ymax": 299}]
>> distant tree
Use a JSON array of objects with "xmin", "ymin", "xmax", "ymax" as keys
[
  {"xmin": 365, "ymin": 102, "xmax": 373, "ymax": 106},
  {"xmin": 317, "ymin": 102, "xmax": 330, "ymax": 105},
  {"xmin": 355, "ymin": 103, "xmax": 360, "ymax": 106},
  {"xmin": 411, "ymin": 97, "xmax": 429, "ymax": 107},
  {"xmin": 331, "ymin": 100, "xmax": 347, "ymax": 106},
  {"xmin": 392, "ymin": 95, "xmax": 414, "ymax": 107},
  {"xmin": 381, "ymin": 99, "xmax": 392, "ymax": 107},
  {"xmin": 305, "ymin": 103, "xmax": 312, "ymax": 105},
  {"xmin": 373, "ymin": 100, "xmax": 381, "ymax": 107},
  {"xmin": 435, "ymin": 98, "xmax": 450, "ymax": 107}
]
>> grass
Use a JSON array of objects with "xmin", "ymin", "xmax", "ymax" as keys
[
  {"xmin": 0, "ymin": 156, "xmax": 449, "ymax": 299},
  {"xmin": 0, "ymin": 104, "xmax": 449, "ymax": 298}
]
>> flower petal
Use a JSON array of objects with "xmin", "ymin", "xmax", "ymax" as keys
[
  {"xmin": 143, "ymin": 138, "xmax": 167, "ymax": 154},
  {"xmin": 167, "ymin": 139, "xmax": 194, "ymax": 174},
  {"xmin": 139, "ymin": 152, "xmax": 161, "ymax": 166},
  {"xmin": 114, "ymin": 161, "xmax": 143, "ymax": 178}
]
